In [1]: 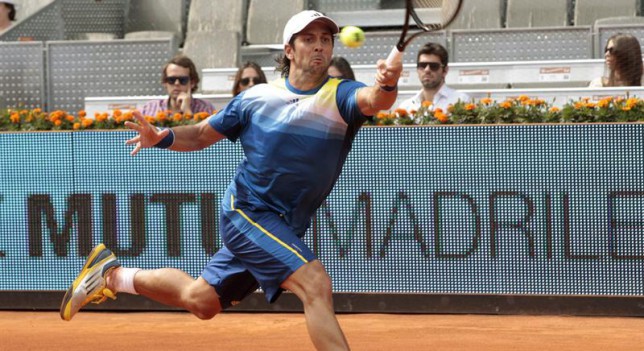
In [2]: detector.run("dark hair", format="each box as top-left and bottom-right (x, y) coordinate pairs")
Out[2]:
(417, 42), (449, 67)
(232, 61), (268, 96)
(329, 56), (355, 80)
(161, 55), (200, 93)
(4, 3), (16, 21)
(605, 33), (643, 87)
(275, 36), (296, 78)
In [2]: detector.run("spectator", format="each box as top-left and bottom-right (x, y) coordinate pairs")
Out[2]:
(232, 61), (267, 96)
(328, 56), (355, 80)
(398, 42), (469, 112)
(589, 33), (643, 87)
(0, 0), (17, 32)
(140, 55), (216, 117)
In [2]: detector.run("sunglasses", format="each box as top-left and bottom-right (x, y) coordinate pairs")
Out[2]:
(417, 62), (444, 71)
(604, 47), (615, 54)
(240, 77), (261, 86)
(165, 76), (190, 85)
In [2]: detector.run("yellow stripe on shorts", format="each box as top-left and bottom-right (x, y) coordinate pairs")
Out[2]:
(231, 195), (308, 263)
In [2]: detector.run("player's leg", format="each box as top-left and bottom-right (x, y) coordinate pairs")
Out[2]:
(60, 243), (256, 321)
(110, 268), (221, 320)
(281, 261), (349, 351)
(119, 244), (259, 319)
(221, 198), (349, 351)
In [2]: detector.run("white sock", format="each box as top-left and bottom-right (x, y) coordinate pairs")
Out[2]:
(111, 267), (141, 295)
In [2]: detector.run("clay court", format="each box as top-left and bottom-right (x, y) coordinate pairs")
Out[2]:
(2, 311), (644, 350)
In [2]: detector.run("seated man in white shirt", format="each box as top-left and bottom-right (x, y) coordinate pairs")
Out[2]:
(398, 42), (469, 112)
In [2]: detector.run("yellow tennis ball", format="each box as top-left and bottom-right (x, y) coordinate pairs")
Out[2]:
(339, 26), (365, 48)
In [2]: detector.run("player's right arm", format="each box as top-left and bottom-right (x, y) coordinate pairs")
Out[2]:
(125, 111), (225, 156)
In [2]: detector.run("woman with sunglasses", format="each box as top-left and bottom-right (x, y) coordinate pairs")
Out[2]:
(589, 33), (643, 87)
(328, 56), (355, 80)
(140, 55), (216, 117)
(397, 42), (469, 114)
(232, 61), (268, 96)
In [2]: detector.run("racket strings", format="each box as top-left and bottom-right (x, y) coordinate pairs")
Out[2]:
(412, 0), (461, 27)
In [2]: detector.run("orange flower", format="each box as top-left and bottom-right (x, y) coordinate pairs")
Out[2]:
(194, 112), (209, 120)
(123, 111), (133, 121)
(394, 108), (408, 117)
(517, 95), (530, 102)
(10, 112), (20, 123)
(499, 101), (512, 109)
(33, 108), (42, 114)
(145, 116), (155, 124)
(54, 120), (62, 126)
(19, 109), (29, 115)
(434, 111), (449, 123)
(376, 111), (390, 119)
(78, 110), (87, 118)
(173, 113), (182, 122)
(113, 109), (123, 118)
(82, 118), (93, 128)
(549, 107), (560, 113)
(65, 114), (75, 122)
(626, 97), (639, 109)
(156, 111), (167, 121)
(597, 98), (611, 109)
(73, 122), (81, 130)
(480, 97), (493, 105)
(465, 103), (476, 111)
(421, 100), (433, 108)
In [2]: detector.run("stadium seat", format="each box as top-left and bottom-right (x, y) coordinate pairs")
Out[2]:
(125, 0), (184, 43)
(246, 0), (306, 45)
(574, 0), (638, 26)
(505, 0), (569, 28)
(183, 30), (240, 73)
(183, 0), (244, 71)
(446, 0), (503, 30)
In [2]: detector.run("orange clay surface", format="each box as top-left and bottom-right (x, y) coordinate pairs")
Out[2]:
(2, 311), (644, 350)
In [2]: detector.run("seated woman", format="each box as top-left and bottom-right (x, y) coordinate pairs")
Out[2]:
(232, 61), (268, 96)
(328, 56), (355, 80)
(589, 33), (643, 87)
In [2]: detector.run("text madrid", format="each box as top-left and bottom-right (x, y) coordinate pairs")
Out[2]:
(16, 190), (644, 259)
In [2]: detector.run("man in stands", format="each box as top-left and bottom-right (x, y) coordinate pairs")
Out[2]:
(398, 42), (469, 112)
(140, 55), (216, 117)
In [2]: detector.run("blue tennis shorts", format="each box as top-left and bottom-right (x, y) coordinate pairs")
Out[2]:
(201, 193), (317, 309)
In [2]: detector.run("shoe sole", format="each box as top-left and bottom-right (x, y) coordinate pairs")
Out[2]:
(59, 244), (118, 321)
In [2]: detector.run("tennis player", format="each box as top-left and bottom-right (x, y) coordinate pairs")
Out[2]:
(61, 10), (402, 350)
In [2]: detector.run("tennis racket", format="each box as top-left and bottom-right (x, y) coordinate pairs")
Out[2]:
(386, 0), (463, 66)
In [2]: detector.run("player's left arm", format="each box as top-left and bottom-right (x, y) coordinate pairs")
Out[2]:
(356, 58), (403, 116)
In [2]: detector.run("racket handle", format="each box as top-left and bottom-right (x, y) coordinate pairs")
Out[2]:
(386, 46), (403, 67)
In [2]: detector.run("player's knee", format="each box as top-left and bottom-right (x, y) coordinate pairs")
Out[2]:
(183, 281), (221, 320)
(192, 304), (219, 320)
(301, 265), (333, 302)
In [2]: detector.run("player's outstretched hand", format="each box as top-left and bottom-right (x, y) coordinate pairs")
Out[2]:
(375, 58), (402, 89)
(124, 111), (170, 156)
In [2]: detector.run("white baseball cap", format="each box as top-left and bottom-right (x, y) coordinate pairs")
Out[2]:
(282, 10), (339, 46)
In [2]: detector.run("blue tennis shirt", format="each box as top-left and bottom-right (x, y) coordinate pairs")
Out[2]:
(208, 76), (368, 236)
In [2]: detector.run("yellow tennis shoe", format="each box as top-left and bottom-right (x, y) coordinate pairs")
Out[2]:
(60, 243), (121, 321)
